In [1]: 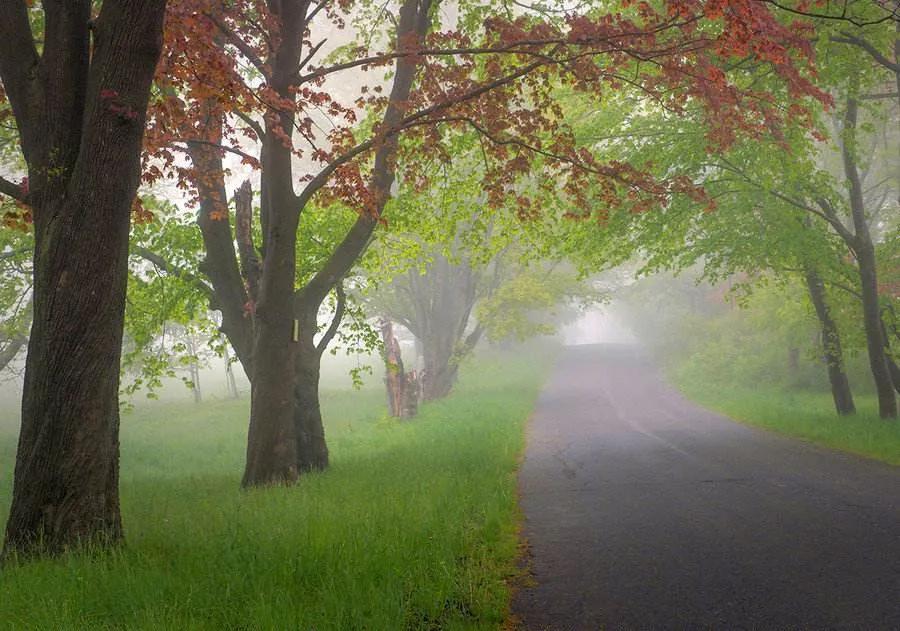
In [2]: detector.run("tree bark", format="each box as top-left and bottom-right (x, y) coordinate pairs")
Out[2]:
(804, 267), (856, 415)
(1, 0), (167, 557)
(186, 132), (254, 374)
(294, 308), (329, 472)
(240, 2), (308, 488)
(880, 316), (900, 394)
(841, 93), (897, 419)
(380, 320), (419, 418)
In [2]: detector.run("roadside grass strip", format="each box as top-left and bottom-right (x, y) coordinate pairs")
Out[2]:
(0, 354), (550, 630)
(677, 376), (900, 466)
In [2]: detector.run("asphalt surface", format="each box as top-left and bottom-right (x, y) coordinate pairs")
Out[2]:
(512, 344), (900, 630)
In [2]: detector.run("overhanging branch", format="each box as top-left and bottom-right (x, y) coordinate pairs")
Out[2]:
(0, 175), (26, 202)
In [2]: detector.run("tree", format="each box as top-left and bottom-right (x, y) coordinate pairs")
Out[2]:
(138, 0), (830, 487)
(0, 1), (168, 557)
(557, 14), (900, 417)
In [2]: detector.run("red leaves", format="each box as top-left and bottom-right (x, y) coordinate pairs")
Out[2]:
(131, 197), (155, 224)
(135, 0), (828, 228)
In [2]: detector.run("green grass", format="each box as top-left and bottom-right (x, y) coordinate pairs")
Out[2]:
(676, 373), (900, 465)
(0, 353), (551, 630)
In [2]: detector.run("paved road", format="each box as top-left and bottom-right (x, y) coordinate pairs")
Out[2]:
(512, 344), (900, 630)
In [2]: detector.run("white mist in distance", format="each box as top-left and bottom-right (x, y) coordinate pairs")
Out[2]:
(561, 305), (638, 346)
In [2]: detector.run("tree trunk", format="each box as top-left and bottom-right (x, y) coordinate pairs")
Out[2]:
(1, 0), (167, 556)
(855, 245), (895, 417)
(294, 338), (329, 473)
(422, 336), (459, 401)
(240, 1), (309, 488)
(187, 135), (254, 373)
(841, 93), (897, 419)
(241, 200), (300, 485)
(879, 316), (900, 394)
(380, 320), (419, 418)
(224, 345), (240, 399)
(804, 268), (855, 415)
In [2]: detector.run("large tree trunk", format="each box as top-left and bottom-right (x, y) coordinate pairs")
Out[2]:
(241, 163), (301, 487)
(294, 330), (329, 472)
(804, 268), (855, 415)
(240, 1), (307, 488)
(841, 94), (897, 419)
(2, 0), (167, 556)
(410, 255), (481, 401)
(421, 334), (459, 401)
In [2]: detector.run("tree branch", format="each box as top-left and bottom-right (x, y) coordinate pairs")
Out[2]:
(0, 0), (40, 159)
(0, 175), (26, 202)
(316, 282), (346, 357)
(0, 333), (27, 372)
(832, 32), (900, 72)
(180, 139), (259, 165)
(813, 197), (858, 250)
(763, 2), (899, 27)
(132, 246), (216, 299)
(206, 12), (270, 78)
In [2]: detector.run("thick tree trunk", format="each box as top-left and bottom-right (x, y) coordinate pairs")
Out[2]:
(6, 192), (130, 556)
(422, 336), (459, 401)
(242, 309), (298, 486)
(241, 197), (300, 485)
(240, 1), (308, 488)
(294, 337), (329, 473)
(804, 268), (855, 415)
(2, 0), (167, 556)
(841, 94), (897, 419)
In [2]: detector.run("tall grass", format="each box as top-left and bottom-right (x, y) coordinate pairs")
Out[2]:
(0, 353), (551, 630)
(676, 373), (900, 465)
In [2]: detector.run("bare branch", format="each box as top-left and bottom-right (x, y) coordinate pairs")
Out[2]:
(132, 246), (215, 298)
(0, 333), (27, 372)
(180, 139), (259, 165)
(832, 32), (900, 73)
(207, 12), (270, 78)
(763, 1), (900, 27)
(316, 282), (346, 356)
(0, 175), (26, 202)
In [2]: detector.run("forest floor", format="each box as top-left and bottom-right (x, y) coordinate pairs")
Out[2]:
(0, 351), (551, 630)
(512, 343), (900, 629)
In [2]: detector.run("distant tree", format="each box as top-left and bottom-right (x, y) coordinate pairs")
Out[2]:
(560, 9), (900, 417)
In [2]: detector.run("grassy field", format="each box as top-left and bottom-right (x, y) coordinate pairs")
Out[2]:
(676, 374), (900, 465)
(0, 352), (552, 630)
